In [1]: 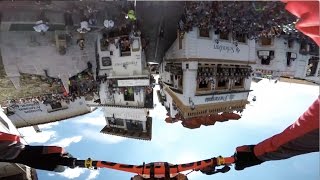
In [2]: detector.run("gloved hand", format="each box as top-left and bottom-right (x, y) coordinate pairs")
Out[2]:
(234, 145), (264, 170)
(9, 145), (76, 172)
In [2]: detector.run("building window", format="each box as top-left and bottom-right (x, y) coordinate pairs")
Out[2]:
(306, 56), (319, 76)
(309, 43), (319, 55)
(0, 117), (9, 130)
(198, 79), (209, 89)
(217, 79), (229, 89)
(126, 120), (143, 131)
(261, 37), (272, 46)
(258, 51), (274, 65)
(120, 36), (131, 56)
(235, 33), (246, 43)
(124, 87), (135, 101)
(234, 78), (244, 88)
(286, 52), (296, 66)
(219, 31), (229, 40)
(50, 102), (62, 110)
(199, 28), (210, 38)
(132, 38), (140, 52)
(101, 57), (112, 66)
(288, 39), (294, 48)
(300, 41), (309, 54)
(108, 117), (124, 126)
(100, 38), (109, 51)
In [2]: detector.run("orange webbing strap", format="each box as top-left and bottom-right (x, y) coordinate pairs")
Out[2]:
(0, 132), (20, 142)
(223, 157), (235, 165)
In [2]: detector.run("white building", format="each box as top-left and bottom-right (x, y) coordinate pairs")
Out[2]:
(6, 97), (92, 128)
(254, 37), (319, 84)
(95, 32), (153, 140)
(159, 28), (254, 128)
(0, 107), (37, 180)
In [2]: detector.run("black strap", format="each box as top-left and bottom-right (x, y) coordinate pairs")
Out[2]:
(164, 162), (170, 179)
(142, 162), (145, 175)
(150, 163), (155, 179)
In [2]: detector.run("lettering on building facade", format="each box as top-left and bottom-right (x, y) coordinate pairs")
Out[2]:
(114, 61), (138, 67)
(213, 44), (240, 53)
(16, 102), (42, 113)
(205, 94), (235, 102)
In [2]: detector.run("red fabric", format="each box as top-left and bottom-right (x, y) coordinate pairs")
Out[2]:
(254, 97), (320, 158)
(283, 0), (320, 46)
(0, 132), (20, 142)
(42, 146), (65, 154)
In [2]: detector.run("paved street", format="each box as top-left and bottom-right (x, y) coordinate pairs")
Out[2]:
(136, 1), (184, 62)
(0, 1), (184, 63)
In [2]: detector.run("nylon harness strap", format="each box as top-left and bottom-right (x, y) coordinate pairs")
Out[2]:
(142, 162), (145, 176)
(0, 132), (20, 142)
(150, 163), (155, 179)
(164, 162), (170, 179)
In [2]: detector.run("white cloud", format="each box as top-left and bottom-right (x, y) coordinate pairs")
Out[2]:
(18, 127), (57, 144)
(171, 152), (204, 180)
(48, 173), (55, 176)
(73, 115), (106, 127)
(86, 170), (100, 180)
(49, 136), (83, 148)
(233, 80), (319, 131)
(173, 151), (199, 164)
(152, 125), (182, 148)
(58, 167), (86, 179)
(39, 122), (59, 129)
(81, 129), (127, 144)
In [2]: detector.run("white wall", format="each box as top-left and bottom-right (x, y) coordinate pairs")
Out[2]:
(8, 97), (91, 128)
(103, 106), (148, 121)
(98, 36), (144, 77)
(165, 28), (256, 63)
(182, 61), (197, 98)
(109, 38), (143, 76)
(173, 90), (249, 106)
(254, 38), (316, 80)
(165, 34), (187, 60)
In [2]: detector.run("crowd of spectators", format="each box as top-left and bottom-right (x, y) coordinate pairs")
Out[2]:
(178, 1), (316, 44)
(3, 67), (99, 108)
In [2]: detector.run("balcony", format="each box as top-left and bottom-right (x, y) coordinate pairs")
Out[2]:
(100, 117), (152, 140)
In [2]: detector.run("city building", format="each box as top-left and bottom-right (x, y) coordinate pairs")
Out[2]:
(0, 13), (98, 129)
(254, 37), (319, 84)
(92, 28), (154, 140)
(159, 27), (254, 129)
(0, 107), (38, 180)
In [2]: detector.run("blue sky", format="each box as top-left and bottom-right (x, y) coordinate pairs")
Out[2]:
(19, 78), (319, 180)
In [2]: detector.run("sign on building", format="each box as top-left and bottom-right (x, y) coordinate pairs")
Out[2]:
(117, 79), (149, 87)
